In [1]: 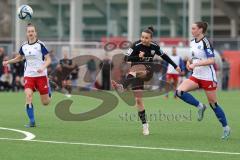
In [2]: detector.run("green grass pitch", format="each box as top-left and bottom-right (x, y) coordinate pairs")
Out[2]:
(0, 90), (239, 160)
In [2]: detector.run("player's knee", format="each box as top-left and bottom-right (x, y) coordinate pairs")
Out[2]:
(42, 100), (50, 106)
(207, 97), (216, 105)
(26, 94), (33, 102)
(135, 97), (143, 106)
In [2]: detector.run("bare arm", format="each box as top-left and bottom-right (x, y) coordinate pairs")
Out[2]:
(2, 54), (24, 66)
(43, 54), (52, 69)
(186, 60), (191, 71)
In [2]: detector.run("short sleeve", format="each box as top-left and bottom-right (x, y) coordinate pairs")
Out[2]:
(203, 38), (214, 58)
(126, 48), (134, 56)
(151, 43), (164, 56)
(204, 48), (214, 58)
(157, 48), (164, 56)
(40, 43), (49, 56)
(19, 46), (24, 56)
(125, 42), (137, 56)
(155, 46), (164, 56)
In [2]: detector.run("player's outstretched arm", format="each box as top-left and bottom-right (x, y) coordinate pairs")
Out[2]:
(159, 52), (181, 73)
(2, 54), (24, 66)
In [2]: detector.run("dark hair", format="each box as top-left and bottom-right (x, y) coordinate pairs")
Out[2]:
(143, 26), (154, 37)
(195, 21), (208, 34)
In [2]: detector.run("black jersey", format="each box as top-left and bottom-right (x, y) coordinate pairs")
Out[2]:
(125, 40), (163, 65)
(125, 40), (177, 69)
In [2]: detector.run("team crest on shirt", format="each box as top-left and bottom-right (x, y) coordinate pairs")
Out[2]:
(192, 51), (195, 56)
(151, 50), (155, 55)
(198, 45), (201, 49)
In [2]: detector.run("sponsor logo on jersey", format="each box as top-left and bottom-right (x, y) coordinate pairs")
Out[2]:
(207, 48), (213, 55)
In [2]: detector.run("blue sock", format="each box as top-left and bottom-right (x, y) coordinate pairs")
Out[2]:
(210, 103), (228, 127)
(26, 103), (35, 123)
(176, 90), (200, 107)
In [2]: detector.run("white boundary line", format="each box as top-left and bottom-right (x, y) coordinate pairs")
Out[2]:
(0, 127), (239, 156)
(0, 137), (240, 155)
(0, 127), (36, 140)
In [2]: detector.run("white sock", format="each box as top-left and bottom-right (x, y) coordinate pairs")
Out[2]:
(197, 102), (204, 109)
(223, 125), (230, 130)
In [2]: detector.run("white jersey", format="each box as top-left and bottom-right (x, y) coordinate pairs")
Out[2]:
(190, 37), (217, 82)
(167, 55), (181, 75)
(19, 40), (49, 77)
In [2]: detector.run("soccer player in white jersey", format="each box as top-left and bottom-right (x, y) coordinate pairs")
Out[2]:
(165, 46), (185, 98)
(2, 23), (51, 127)
(175, 22), (230, 139)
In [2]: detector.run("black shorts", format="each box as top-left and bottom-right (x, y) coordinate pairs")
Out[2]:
(132, 65), (153, 90)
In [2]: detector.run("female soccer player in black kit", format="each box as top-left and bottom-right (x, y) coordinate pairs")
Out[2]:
(112, 26), (181, 135)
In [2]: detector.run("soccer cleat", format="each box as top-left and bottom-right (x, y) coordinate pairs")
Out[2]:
(197, 104), (207, 121)
(111, 80), (124, 93)
(142, 123), (149, 136)
(25, 122), (36, 128)
(65, 93), (72, 98)
(222, 126), (231, 140)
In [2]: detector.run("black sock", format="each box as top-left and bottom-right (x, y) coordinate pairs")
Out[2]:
(122, 74), (135, 88)
(138, 110), (147, 124)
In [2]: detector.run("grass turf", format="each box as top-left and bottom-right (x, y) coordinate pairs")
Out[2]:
(0, 90), (239, 160)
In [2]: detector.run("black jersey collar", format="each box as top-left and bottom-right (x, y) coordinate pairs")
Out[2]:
(28, 39), (38, 45)
(195, 36), (205, 43)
